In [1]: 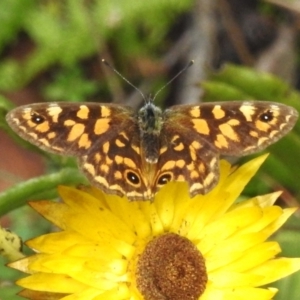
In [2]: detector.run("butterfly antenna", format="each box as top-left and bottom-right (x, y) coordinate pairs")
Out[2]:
(102, 59), (146, 102)
(152, 60), (194, 102)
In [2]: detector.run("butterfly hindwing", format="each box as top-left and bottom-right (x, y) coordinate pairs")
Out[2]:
(156, 122), (219, 196)
(79, 117), (152, 200)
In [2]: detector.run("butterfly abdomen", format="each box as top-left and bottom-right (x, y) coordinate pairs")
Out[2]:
(141, 132), (160, 163)
(138, 102), (163, 163)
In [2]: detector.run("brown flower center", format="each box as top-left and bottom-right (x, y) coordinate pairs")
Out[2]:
(136, 233), (207, 300)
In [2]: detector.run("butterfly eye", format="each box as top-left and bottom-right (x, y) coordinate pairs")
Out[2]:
(125, 170), (141, 186)
(259, 110), (273, 122)
(157, 173), (173, 186)
(31, 113), (45, 124)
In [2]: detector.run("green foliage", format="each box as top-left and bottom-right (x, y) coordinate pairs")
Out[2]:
(0, 95), (14, 129)
(0, 0), (35, 52)
(0, 0), (193, 96)
(43, 66), (99, 102)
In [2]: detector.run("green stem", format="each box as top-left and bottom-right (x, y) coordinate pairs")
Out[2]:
(0, 168), (87, 216)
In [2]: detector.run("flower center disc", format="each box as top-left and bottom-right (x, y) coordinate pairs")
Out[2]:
(136, 233), (207, 300)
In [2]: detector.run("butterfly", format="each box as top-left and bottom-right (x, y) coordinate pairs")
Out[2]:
(6, 100), (298, 200)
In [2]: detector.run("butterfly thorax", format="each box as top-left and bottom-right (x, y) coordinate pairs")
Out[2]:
(138, 101), (163, 164)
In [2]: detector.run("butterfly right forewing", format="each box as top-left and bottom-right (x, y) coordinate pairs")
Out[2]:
(165, 101), (298, 156)
(6, 102), (132, 155)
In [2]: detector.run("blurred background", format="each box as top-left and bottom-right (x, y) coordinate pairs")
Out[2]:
(0, 0), (300, 299)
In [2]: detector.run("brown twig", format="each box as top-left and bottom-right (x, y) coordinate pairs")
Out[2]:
(219, 0), (255, 66)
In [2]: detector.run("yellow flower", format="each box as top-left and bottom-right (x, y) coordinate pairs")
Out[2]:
(9, 154), (300, 300)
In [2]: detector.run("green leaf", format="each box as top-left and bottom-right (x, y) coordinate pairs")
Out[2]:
(0, 0), (35, 52)
(209, 64), (290, 101)
(201, 81), (252, 101)
(43, 67), (98, 102)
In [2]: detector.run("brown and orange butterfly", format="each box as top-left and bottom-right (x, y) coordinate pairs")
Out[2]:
(6, 100), (298, 200)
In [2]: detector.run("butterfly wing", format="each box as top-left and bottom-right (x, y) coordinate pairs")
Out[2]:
(156, 101), (298, 196)
(154, 124), (220, 196)
(7, 102), (137, 154)
(6, 102), (150, 199)
(164, 101), (298, 155)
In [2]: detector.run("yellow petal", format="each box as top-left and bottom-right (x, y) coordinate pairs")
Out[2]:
(141, 202), (165, 235)
(154, 181), (177, 230)
(26, 231), (90, 253)
(232, 191), (282, 210)
(205, 232), (270, 271)
(194, 206), (264, 251)
(202, 285), (277, 300)
(235, 206), (283, 236)
(93, 284), (131, 300)
(62, 243), (121, 261)
(18, 289), (67, 300)
(9, 256), (40, 274)
(58, 187), (136, 243)
(209, 270), (264, 287)
(29, 201), (68, 229)
(60, 287), (104, 300)
(17, 273), (87, 293)
(264, 208), (297, 237)
(248, 257), (300, 286)
(222, 154), (269, 205)
(224, 242), (281, 272)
